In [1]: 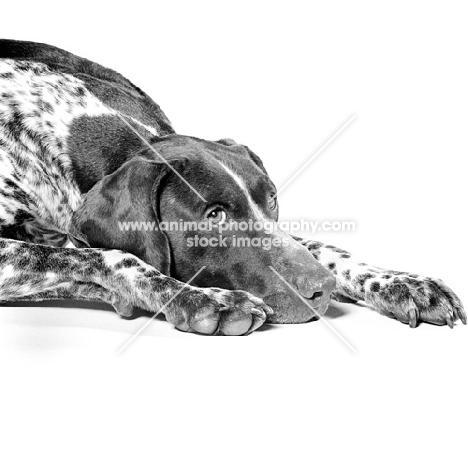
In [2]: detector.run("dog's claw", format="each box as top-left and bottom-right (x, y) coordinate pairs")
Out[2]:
(457, 306), (467, 325)
(263, 304), (274, 317)
(446, 312), (454, 329)
(248, 307), (266, 333)
(408, 306), (418, 328)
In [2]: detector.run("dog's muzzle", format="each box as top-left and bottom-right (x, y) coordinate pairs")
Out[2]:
(262, 234), (336, 324)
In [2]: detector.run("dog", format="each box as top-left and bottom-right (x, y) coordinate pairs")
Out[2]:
(0, 39), (464, 335)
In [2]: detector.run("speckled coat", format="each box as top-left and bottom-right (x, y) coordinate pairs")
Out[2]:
(0, 40), (464, 334)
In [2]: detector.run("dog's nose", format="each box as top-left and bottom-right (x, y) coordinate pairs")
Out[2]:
(294, 271), (335, 302)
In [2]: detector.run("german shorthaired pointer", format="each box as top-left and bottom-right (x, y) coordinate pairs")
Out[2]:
(0, 40), (464, 335)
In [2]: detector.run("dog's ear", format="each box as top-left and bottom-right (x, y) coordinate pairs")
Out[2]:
(69, 156), (178, 275)
(216, 138), (238, 146)
(217, 138), (269, 175)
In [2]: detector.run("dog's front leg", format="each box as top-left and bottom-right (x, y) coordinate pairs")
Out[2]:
(0, 238), (269, 335)
(3, 279), (124, 307)
(293, 236), (466, 327)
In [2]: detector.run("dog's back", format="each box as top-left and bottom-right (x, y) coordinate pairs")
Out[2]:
(0, 39), (174, 135)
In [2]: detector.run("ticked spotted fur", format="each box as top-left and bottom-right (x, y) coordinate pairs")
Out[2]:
(0, 39), (464, 334)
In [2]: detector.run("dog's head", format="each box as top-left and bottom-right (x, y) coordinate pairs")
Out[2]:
(70, 134), (335, 323)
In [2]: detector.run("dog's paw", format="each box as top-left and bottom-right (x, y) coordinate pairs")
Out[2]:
(366, 273), (466, 328)
(170, 288), (271, 336)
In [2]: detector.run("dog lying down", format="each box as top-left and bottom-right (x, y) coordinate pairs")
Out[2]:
(0, 39), (465, 335)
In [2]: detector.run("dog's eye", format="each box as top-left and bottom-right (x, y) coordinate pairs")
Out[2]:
(206, 208), (227, 225)
(268, 193), (277, 211)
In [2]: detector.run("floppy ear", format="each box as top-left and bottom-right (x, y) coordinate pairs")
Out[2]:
(216, 138), (269, 175)
(69, 156), (176, 275)
(216, 138), (238, 146)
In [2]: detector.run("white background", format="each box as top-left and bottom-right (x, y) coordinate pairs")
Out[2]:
(1, 1), (467, 467)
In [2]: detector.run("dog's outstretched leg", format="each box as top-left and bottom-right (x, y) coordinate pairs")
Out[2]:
(0, 238), (269, 335)
(293, 236), (466, 328)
